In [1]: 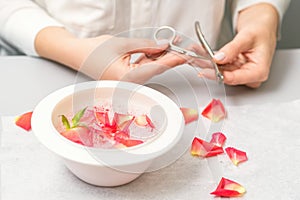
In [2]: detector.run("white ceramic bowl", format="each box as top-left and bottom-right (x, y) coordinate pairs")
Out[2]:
(31, 81), (184, 186)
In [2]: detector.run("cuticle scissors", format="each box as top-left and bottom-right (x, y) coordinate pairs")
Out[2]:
(154, 26), (209, 61)
(153, 22), (224, 84)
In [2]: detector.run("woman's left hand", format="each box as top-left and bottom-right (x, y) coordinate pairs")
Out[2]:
(200, 3), (279, 88)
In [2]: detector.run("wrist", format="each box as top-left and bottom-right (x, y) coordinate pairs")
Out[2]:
(72, 35), (113, 70)
(35, 26), (79, 67)
(237, 3), (279, 39)
(35, 26), (113, 78)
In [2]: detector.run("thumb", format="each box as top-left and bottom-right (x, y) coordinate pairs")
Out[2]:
(213, 33), (252, 64)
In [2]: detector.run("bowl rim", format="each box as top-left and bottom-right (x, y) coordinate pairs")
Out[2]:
(31, 80), (184, 167)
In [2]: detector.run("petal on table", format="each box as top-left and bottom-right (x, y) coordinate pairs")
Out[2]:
(210, 132), (227, 147)
(225, 147), (248, 166)
(180, 107), (199, 124)
(201, 99), (226, 122)
(134, 115), (155, 128)
(190, 137), (224, 157)
(15, 111), (33, 131)
(211, 177), (246, 197)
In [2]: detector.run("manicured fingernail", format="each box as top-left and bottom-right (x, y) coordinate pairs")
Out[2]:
(156, 39), (169, 46)
(213, 52), (225, 61)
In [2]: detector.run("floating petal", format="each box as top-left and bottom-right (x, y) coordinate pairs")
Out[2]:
(114, 130), (130, 141)
(114, 143), (127, 149)
(225, 147), (248, 166)
(118, 138), (144, 147)
(134, 115), (155, 128)
(211, 177), (246, 197)
(15, 111), (33, 131)
(190, 137), (224, 158)
(61, 127), (89, 145)
(180, 107), (199, 124)
(94, 110), (111, 127)
(210, 132), (227, 147)
(112, 113), (135, 132)
(201, 99), (226, 122)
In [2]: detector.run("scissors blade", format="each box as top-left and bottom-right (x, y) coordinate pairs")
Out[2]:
(184, 50), (210, 60)
(167, 42), (209, 60)
(194, 21), (224, 83)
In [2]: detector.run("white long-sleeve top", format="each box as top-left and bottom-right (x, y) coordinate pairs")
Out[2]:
(0, 0), (290, 56)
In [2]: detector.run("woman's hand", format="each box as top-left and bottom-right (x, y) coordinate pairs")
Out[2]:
(35, 27), (186, 84)
(78, 36), (187, 83)
(201, 3), (279, 88)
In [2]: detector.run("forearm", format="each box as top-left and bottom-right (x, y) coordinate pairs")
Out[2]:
(35, 27), (79, 69)
(34, 27), (110, 72)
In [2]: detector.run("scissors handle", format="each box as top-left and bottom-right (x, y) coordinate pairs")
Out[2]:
(154, 26), (210, 60)
(154, 26), (176, 44)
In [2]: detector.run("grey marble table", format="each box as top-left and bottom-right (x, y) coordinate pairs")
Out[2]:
(1, 49), (300, 200)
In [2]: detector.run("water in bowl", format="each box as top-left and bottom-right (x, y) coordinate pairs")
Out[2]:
(57, 104), (159, 149)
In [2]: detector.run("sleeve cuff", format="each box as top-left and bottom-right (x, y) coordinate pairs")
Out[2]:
(1, 7), (63, 56)
(232, 0), (290, 39)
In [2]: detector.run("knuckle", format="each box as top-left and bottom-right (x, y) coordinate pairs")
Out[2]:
(258, 67), (270, 82)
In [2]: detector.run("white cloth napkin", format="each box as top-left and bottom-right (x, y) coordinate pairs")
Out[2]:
(1, 99), (300, 200)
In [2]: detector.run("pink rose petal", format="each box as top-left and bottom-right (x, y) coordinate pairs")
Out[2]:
(15, 111), (33, 131)
(134, 115), (155, 128)
(180, 107), (199, 124)
(201, 99), (226, 122)
(225, 147), (248, 166)
(190, 137), (224, 158)
(112, 112), (135, 132)
(211, 177), (246, 197)
(210, 132), (227, 147)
